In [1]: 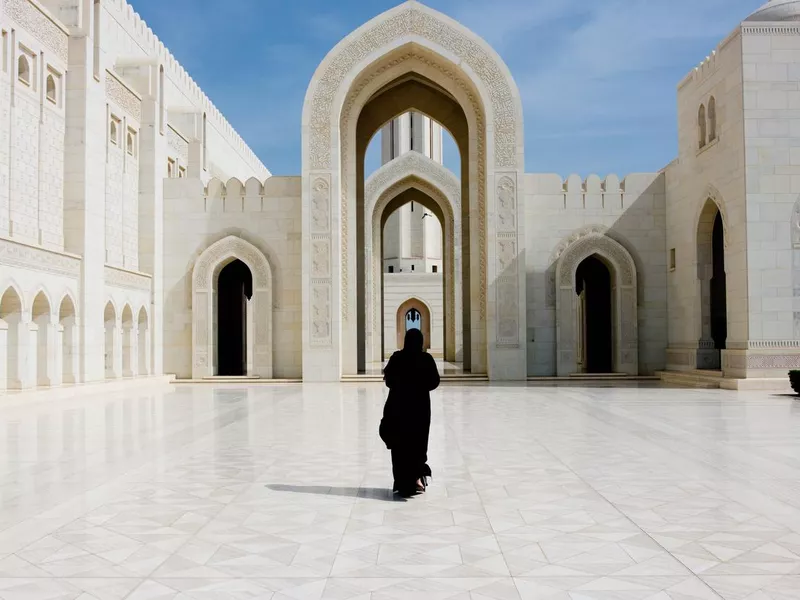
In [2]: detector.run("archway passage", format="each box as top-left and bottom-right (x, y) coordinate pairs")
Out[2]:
(217, 259), (253, 376)
(710, 212), (727, 353)
(575, 256), (613, 374)
(406, 309), (422, 332)
(59, 296), (78, 384)
(696, 199), (727, 369)
(0, 286), (24, 390)
(394, 298), (432, 353)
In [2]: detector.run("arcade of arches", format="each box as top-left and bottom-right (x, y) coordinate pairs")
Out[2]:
(5, 0), (797, 390)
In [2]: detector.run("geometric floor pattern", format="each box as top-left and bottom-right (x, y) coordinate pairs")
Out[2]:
(0, 382), (799, 599)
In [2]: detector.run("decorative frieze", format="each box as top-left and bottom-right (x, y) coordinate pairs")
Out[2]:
(106, 71), (142, 122)
(5, 0), (68, 62)
(167, 126), (189, 162)
(104, 265), (152, 292)
(0, 237), (80, 278)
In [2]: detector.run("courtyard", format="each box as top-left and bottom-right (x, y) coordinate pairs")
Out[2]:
(0, 383), (796, 598)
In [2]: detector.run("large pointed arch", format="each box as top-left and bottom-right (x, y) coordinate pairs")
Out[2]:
(192, 235), (273, 379)
(301, 1), (526, 381)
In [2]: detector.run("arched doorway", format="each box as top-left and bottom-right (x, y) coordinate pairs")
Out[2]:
(0, 286), (24, 390)
(575, 256), (613, 374)
(301, 3), (526, 381)
(394, 298), (432, 353)
(137, 307), (150, 376)
(556, 233), (638, 377)
(192, 236), (273, 380)
(696, 199), (727, 369)
(217, 259), (253, 376)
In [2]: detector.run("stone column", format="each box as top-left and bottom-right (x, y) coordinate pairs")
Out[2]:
(53, 324), (64, 386)
(23, 321), (38, 390)
(0, 320), (7, 390)
(63, 13), (108, 383)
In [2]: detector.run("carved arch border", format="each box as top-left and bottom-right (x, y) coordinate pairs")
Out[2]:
(302, 2), (526, 379)
(696, 184), (730, 250)
(366, 156), (461, 364)
(192, 235), (273, 380)
(555, 233), (638, 377)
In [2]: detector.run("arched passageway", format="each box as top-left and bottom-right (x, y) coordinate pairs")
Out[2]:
(192, 236), (274, 380)
(0, 287), (24, 390)
(138, 308), (150, 376)
(121, 305), (134, 377)
(575, 256), (613, 374)
(302, 3), (527, 381)
(217, 259), (253, 376)
(697, 199), (727, 369)
(394, 297), (432, 353)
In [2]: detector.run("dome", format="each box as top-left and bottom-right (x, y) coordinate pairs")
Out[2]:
(747, 0), (800, 21)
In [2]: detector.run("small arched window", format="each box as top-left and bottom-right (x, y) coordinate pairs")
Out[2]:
(698, 104), (707, 150)
(17, 55), (30, 86)
(110, 116), (119, 145)
(126, 130), (135, 156)
(708, 96), (717, 142)
(46, 75), (56, 104)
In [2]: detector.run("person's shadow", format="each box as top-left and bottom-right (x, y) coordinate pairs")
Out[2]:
(265, 484), (407, 502)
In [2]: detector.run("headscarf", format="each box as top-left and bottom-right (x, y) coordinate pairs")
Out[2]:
(403, 328), (424, 354)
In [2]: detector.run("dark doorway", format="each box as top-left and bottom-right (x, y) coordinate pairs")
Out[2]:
(576, 256), (613, 374)
(710, 212), (727, 351)
(217, 260), (253, 376)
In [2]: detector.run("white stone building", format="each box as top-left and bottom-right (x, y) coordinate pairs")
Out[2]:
(1, 0), (799, 388)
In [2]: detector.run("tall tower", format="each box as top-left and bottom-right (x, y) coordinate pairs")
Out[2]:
(381, 113), (444, 274)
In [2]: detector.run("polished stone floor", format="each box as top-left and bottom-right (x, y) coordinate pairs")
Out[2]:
(0, 383), (799, 599)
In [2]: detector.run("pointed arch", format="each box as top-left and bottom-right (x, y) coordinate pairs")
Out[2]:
(192, 236), (273, 379)
(555, 232), (638, 377)
(121, 304), (135, 377)
(59, 294), (79, 385)
(698, 104), (707, 149)
(708, 96), (717, 142)
(365, 151), (462, 364)
(0, 285), (25, 390)
(395, 297), (433, 353)
(301, 1), (526, 380)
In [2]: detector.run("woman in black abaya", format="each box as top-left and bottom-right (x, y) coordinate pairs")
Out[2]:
(380, 328), (441, 497)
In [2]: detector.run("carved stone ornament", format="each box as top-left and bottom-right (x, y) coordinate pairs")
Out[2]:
(193, 236), (272, 291)
(0, 237), (81, 279)
(192, 236), (274, 379)
(308, 5), (517, 171)
(555, 232), (638, 376)
(339, 50), (488, 321)
(104, 265), (153, 292)
(5, 0), (68, 62)
(106, 71), (143, 122)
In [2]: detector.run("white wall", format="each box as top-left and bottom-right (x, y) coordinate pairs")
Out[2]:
(525, 172), (668, 376)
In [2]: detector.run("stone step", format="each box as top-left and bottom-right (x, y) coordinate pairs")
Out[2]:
(657, 370), (721, 389)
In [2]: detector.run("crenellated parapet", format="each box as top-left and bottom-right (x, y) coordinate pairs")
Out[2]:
(103, 0), (269, 179)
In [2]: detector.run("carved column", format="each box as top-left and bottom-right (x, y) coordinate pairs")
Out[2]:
(490, 174), (526, 380)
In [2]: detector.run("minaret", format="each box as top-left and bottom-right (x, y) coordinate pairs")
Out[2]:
(381, 112), (444, 274)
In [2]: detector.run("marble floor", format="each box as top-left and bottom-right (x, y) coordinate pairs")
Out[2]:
(0, 383), (798, 599)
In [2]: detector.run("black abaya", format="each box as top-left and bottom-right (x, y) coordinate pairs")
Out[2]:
(381, 347), (440, 496)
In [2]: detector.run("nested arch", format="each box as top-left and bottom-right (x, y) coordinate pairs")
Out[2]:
(192, 236), (273, 379)
(302, 1), (526, 380)
(556, 233), (639, 377)
(366, 157), (461, 364)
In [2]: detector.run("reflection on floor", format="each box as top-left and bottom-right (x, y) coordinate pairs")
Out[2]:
(363, 360), (466, 376)
(0, 382), (798, 598)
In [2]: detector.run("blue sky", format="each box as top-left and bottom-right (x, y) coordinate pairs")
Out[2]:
(131, 0), (762, 178)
